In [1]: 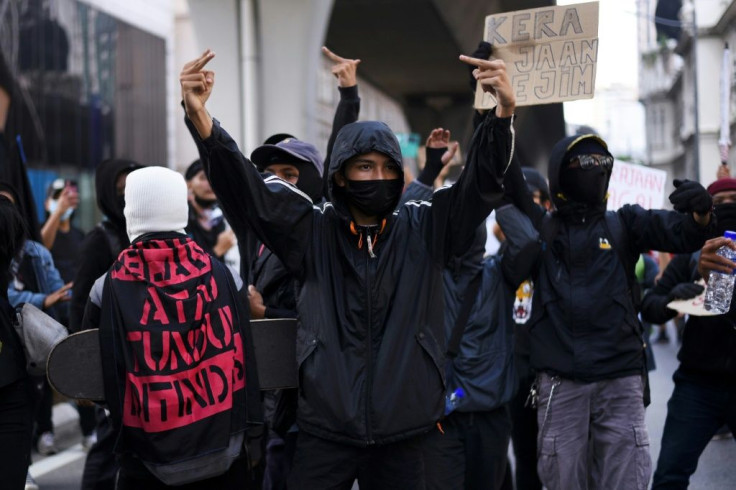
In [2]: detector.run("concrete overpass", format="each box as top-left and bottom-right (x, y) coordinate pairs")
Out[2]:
(177, 0), (564, 170)
(325, 0), (565, 168)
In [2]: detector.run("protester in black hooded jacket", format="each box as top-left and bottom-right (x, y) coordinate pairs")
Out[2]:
(70, 158), (142, 333)
(181, 48), (515, 489)
(508, 133), (713, 490)
(243, 48), (361, 490)
(641, 177), (736, 489)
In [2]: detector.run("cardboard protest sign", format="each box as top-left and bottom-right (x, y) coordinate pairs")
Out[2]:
(475, 2), (599, 108)
(607, 160), (667, 211)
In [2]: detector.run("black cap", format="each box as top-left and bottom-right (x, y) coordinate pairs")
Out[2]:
(184, 159), (204, 181)
(263, 133), (297, 146)
(251, 138), (323, 175)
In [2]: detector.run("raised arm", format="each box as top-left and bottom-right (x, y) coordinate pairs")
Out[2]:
(428, 55), (515, 263)
(400, 128), (458, 206)
(181, 50), (314, 274)
(322, 47), (361, 195)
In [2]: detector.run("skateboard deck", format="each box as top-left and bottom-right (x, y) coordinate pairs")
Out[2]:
(47, 318), (298, 401)
(47, 330), (105, 401)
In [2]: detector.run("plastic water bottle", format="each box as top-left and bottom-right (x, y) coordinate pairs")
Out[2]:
(444, 387), (465, 416)
(704, 230), (736, 314)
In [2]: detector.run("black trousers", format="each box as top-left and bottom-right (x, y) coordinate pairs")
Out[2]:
(81, 407), (118, 490)
(423, 407), (511, 490)
(116, 457), (250, 490)
(0, 378), (34, 490)
(288, 430), (427, 490)
(509, 356), (542, 490)
(31, 374), (53, 436)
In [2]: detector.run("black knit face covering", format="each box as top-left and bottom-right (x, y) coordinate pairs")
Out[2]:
(344, 179), (403, 217)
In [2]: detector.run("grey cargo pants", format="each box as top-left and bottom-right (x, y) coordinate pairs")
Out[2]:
(536, 373), (651, 490)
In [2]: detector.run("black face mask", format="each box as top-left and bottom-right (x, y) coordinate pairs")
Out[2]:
(560, 166), (610, 205)
(714, 202), (736, 235)
(194, 195), (218, 209)
(117, 195), (126, 213)
(343, 179), (403, 217)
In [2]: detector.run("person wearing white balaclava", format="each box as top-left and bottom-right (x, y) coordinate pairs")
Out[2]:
(79, 165), (263, 488)
(123, 166), (188, 242)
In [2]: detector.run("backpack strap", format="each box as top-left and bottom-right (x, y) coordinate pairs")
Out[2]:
(601, 212), (652, 407)
(446, 270), (483, 358)
(601, 212), (641, 311)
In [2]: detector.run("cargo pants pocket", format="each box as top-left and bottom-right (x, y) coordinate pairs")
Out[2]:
(634, 425), (652, 490)
(538, 434), (560, 490)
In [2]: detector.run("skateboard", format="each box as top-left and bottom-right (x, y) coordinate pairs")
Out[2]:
(47, 330), (105, 401)
(47, 318), (298, 401)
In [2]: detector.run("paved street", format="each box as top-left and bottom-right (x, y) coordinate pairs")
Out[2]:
(31, 321), (735, 489)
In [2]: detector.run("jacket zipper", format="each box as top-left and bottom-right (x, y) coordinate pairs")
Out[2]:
(364, 227), (375, 445)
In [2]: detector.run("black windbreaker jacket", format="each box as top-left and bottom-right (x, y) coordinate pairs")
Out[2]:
(518, 135), (711, 382)
(641, 253), (736, 388)
(186, 111), (513, 446)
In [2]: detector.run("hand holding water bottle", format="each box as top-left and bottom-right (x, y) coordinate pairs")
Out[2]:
(698, 235), (736, 281)
(702, 232), (736, 314)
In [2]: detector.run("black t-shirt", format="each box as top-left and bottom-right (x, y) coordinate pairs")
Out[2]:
(49, 227), (84, 283)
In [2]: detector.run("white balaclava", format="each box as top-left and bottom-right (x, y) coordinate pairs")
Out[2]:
(124, 166), (188, 242)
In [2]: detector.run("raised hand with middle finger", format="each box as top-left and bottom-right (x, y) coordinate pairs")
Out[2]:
(322, 46), (361, 88)
(180, 49), (216, 138)
(458, 55), (515, 118)
(180, 49), (216, 109)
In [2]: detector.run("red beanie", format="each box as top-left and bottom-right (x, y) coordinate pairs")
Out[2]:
(706, 178), (736, 196)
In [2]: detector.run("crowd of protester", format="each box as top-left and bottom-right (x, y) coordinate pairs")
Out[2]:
(0, 41), (734, 490)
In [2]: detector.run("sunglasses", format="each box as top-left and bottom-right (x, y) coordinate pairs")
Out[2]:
(569, 154), (614, 170)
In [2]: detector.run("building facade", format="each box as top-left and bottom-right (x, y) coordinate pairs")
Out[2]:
(638, 0), (736, 185)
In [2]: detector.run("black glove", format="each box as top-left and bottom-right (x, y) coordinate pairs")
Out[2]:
(468, 41), (492, 92)
(669, 179), (713, 214)
(417, 147), (446, 186)
(666, 282), (705, 302)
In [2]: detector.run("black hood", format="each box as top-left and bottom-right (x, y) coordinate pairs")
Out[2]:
(95, 158), (143, 229)
(548, 134), (610, 210)
(327, 121), (404, 216)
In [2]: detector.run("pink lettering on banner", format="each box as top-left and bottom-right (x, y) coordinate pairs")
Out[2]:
(122, 332), (245, 432)
(123, 351), (234, 432)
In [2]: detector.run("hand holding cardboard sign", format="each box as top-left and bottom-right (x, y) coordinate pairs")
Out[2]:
(180, 49), (216, 138)
(459, 55), (515, 118)
(322, 46), (361, 88)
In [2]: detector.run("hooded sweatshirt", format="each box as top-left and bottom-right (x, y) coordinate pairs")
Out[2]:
(186, 110), (513, 446)
(515, 135), (711, 382)
(97, 235), (252, 480)
(70, 159), (142, 332)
